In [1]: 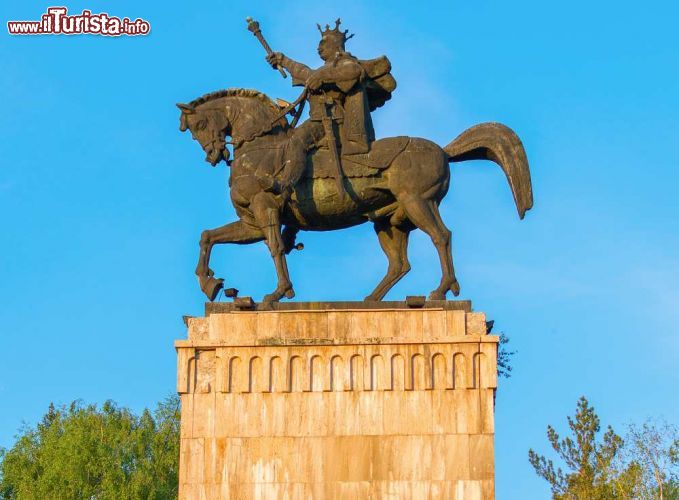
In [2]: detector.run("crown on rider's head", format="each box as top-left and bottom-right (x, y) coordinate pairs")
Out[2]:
(316, 18), (354, 48)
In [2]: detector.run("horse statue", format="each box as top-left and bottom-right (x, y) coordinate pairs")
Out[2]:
(177, 88), (533, 303)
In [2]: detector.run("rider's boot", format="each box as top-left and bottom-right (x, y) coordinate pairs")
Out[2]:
(257, 139), (305, 204)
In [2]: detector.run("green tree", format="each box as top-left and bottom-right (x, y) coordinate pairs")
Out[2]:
(529, 396), (678, 499)
(619, 419), (679, 499)
(0, 395), (180, 500)
(528, 396), (639, 499)
(497, 332), (515, 378)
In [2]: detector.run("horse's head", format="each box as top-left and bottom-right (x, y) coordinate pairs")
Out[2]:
(178, 89), (288, 167)
(177, 102), (231, 166)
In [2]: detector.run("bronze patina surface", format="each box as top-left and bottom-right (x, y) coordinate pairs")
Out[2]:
(178, 18), (533, 304)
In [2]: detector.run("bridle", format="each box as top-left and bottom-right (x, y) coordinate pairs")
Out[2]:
(204, 126), (232, 165)
(189, 89), (309, 165)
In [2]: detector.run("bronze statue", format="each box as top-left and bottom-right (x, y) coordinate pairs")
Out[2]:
(177, 18), (533, 303)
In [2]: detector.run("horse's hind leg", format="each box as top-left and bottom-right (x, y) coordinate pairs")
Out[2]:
(196, 220), (265, 300)
(398, 195), (460, 300)
(366, 221), (412, 301)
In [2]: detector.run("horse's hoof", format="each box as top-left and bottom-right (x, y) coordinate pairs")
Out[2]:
(450, 280), (460, 296)
(262, 293), (280, 304)
(202, 277), (224, 301)
(284, 288), (295, 299)
(428, 291), (446, 301)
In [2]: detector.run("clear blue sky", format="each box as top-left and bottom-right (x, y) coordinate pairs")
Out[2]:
(1, 0), (677, 497)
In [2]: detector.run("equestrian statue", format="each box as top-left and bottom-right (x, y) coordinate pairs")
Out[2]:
(177, 18), (533, 303)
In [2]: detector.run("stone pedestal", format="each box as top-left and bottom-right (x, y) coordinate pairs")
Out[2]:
(176, 301), (497, 499)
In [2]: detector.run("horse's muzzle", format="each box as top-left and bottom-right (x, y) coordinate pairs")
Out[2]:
(205, 148), (223, 167)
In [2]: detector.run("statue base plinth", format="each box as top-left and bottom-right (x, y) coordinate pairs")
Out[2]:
(176, 301), (497, 499)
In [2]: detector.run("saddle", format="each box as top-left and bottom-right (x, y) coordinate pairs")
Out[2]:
(303, 136), (410, 179)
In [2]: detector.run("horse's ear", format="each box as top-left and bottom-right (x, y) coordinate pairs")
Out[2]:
(176, 103), (195, 114)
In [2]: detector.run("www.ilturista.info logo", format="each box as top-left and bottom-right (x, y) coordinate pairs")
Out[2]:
(7, 7), (150, 36)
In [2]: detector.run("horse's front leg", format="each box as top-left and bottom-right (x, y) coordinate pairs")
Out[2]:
(196, 220), (264, 300)
(250, 192), (295, 303)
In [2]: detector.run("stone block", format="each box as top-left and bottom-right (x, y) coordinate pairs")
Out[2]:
(176, 303), (497, 498)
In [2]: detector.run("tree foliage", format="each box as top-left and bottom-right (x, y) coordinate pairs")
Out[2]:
(620, 419), (679, 499)
(529, 396), (678, 499)
(0, 396), (180, 500)
(497, 332), (515, 378)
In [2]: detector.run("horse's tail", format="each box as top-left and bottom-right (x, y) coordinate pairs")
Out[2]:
(444, 122), (533, 219)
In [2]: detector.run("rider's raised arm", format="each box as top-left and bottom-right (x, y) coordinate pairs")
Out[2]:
(280, 56), (313, 86)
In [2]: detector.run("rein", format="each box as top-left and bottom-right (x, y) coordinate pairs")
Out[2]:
(232, 88), (308, 149)
(271, 88), (308, 127)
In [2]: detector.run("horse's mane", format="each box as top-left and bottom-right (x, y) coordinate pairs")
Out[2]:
(188, 88), (279, 114)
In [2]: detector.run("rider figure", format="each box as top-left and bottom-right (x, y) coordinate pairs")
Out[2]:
(265, 19), (384, 199)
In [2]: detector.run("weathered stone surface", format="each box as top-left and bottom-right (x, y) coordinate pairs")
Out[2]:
(176, 303), (497, 499)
